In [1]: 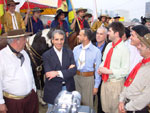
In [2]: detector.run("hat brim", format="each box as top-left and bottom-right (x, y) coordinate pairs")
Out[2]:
(76, 9), (87, 13)
(55, 12), (68, 19)
(84, 14), (92, 18)
(0, 32), (33, 39)
(114, 16), (120, 19)
(7, 2), (20, 6)
(32, 9), (44, 13)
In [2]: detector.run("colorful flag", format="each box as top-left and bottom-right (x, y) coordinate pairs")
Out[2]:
(0, 0), (4, 17)
(66, 0), (74, 24)
(57, 0), (75, 32)
(0, 0), (4, 35)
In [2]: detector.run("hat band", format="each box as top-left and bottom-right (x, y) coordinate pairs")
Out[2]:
(7, 34), (25, 38)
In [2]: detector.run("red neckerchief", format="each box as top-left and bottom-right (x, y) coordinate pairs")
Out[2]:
(58, 19), (63, 27)
(102, 39), (122, 82)
(32, 17), (38, 23)
(124, 57), (150, 87)
(78, 17), (84, 29)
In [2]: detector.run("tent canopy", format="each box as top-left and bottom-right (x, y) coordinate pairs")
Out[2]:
(15, 0), (57, 15)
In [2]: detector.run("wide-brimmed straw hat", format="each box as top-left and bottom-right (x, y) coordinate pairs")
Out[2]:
(7, 0), (20, 6)
(76, 8), (87, 14)
(0, 29), (32, 39)
(32, 7), (44, 13)
(84, 13), (92, 18)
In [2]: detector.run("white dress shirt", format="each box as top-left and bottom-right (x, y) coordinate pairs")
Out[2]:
(53, 46), (63, 78)
(10, 12), (19, 30)
(0, 46), (36, 104)
(100, 41), (130, 79)
(125, 39), (143, 73)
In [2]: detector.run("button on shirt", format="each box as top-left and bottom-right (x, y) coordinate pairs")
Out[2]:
(100, 41), (130, 79)
(0, 46), (36, 104)
(120, 62), (150, 111)
(73, 42), (102, 88)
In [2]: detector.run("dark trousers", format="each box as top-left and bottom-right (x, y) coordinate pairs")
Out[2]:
(127, 106), (149, 113)
(4, 89), (39, 113)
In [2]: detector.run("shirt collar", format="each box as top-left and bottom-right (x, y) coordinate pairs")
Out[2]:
(53, 46), (63, 54)
(80, 41), (92, 50)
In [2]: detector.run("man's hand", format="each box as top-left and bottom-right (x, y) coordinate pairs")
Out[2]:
(45, 71), (58, 80)
(97, 68), (102, 75)
(0, 104), (7, 113)
(68, 64), (75, 69)
(98, 67), (113, 75)
(93, 88), (98, 95)
(118, 102), (126, 113)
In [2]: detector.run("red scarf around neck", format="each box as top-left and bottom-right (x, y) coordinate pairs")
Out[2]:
(78, 17), (84, 29)
(58, 20), (63, 27)
(124, 57), (150, 87)
(102, 39), (122, 82)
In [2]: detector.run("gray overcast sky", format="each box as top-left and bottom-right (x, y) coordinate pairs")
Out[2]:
(72, 0), (150, 20)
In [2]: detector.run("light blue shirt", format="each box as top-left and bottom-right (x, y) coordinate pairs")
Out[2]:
(73, 42), (102, 88)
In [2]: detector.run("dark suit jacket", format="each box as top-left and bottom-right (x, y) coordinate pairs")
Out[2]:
(42, 47), (77, 104)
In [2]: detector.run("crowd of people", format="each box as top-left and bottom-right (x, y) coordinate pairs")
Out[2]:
(0, 0), (150, 113)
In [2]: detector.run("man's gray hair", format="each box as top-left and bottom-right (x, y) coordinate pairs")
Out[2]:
(51, 29), (65, 39)
(7, 38), (19, 44)
(97, 27), (108, 34)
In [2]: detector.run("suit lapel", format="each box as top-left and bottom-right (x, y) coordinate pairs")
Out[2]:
(62, 48), (68, 68)
(51, 48), (62, 67)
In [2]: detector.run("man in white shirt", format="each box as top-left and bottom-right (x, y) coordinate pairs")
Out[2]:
(0, 29), (38, 113)
(98, 22), (130, 113)
(42, 30), (77, 106)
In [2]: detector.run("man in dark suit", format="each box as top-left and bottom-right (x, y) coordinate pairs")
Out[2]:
(42, 29), (77, 106)
(93, 27), (108, 113)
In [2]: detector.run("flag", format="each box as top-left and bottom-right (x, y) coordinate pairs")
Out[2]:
(66, 0), (74, 24)
(119, 17), (125, 22)
(57, 0), (75, 32)
(0, 0), (4, 17)
(0, 0), (4, 35)
(58, 0), (68, 11)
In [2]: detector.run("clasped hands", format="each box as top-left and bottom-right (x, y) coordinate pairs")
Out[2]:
(97, 67), (113, 75)
(45, 64), (75, 80)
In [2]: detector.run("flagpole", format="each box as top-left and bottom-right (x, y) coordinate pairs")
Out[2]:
(70, 0), (81, 30)
(26, 0), (33, 34)
(94, 0), (98, 19)
(3, 0), (6, 13)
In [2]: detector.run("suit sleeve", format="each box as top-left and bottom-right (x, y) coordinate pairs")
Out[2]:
(42, 52), (53, 73)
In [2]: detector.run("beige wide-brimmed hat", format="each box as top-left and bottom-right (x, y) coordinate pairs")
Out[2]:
(76, 8), (87, 14)
(84, 13), (92, 18)
(0, 29), (32, 39)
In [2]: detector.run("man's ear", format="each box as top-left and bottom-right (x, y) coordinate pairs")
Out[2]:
(115, 31), (119, 37)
